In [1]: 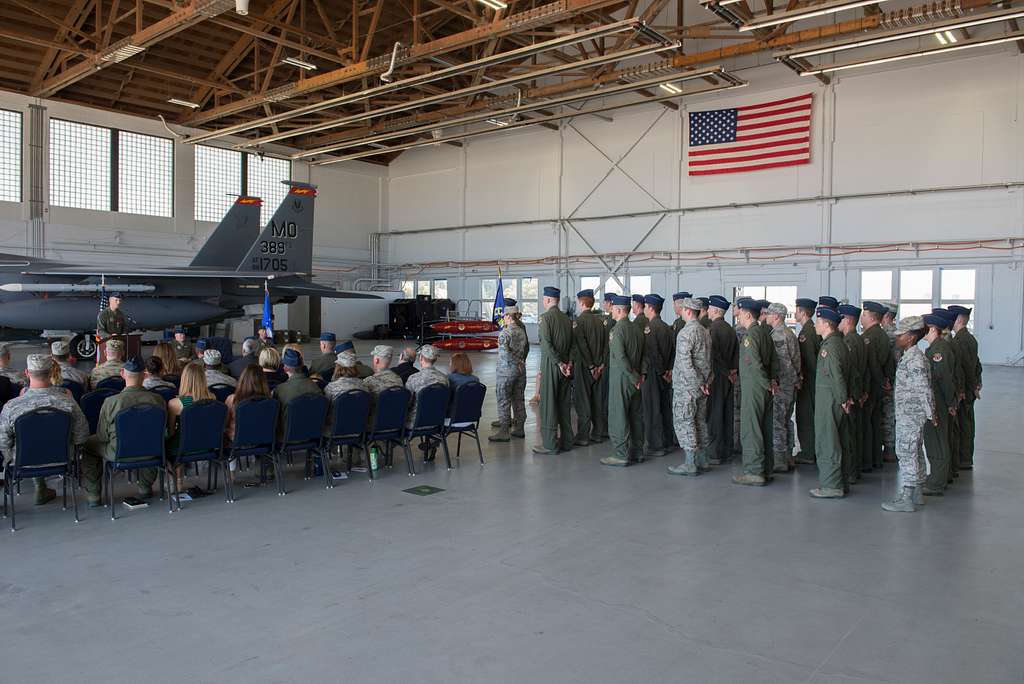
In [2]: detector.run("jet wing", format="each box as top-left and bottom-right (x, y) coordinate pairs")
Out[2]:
(16, 267), (310, 279)
(270, 283), (384, 300)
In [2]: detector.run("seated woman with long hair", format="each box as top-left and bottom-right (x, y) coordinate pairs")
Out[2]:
(224, 365), (271, 479)
(152, 341), (180, 377)
(143, 355), (175, 391)
(165, 361), (214, 493)
(259, 347), (287, 389)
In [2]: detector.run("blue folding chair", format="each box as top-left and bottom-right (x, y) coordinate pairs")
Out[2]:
(80, 388), (117, 435)
(3, 408), (77, 531)
(405, 384), (453, 470)
(209, 384), (234, 403)
(104, 404), (168, 519)
(366, 387), (412, 476)
(96, 376), (126, 393)
(273, 394), (329, 495)
(444, 381), (487, 466)
(167, 400), (228, 510)
(322, 390), (371, 483)
(61, 380), (84, 403)
(226, 398), (278, 500)
(150, 385), (177, 403)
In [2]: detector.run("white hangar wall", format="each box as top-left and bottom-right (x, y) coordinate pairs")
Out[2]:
(383, 49), (1024, 365)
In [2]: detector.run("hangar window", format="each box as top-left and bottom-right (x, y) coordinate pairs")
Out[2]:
(49, 119), (111, 211)
(519, 278), (538, 322)
(400, 281), (415, 298)
(118, 131), (173, 217)
(861, 270), (893, 301)
(433, 280), (448, 299)
(941, 269), (975, 331)
(0, 109), (21, 203)
(482, 277), (530, 321)
(898, 270), (933, 319)
(735, 285), (798, 325)
(194, 145), (242, 222)
(247, 154), (290, 224)
(629, 275), (652, 296)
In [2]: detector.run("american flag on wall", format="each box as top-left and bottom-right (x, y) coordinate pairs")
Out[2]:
(687, 93), (813, 176)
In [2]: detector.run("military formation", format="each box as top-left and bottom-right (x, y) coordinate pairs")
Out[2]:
(528, 288), (982, 513)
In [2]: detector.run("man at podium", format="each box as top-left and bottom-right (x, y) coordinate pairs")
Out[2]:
(96, 292), (132, 364)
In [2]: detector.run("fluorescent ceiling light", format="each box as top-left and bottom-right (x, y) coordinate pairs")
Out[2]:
(935, 32), (948, 45)
(281, 56), (317, 71)
(781, 8), (1024, 59)
(659, 82), (682, 94)
(486, 118), (511, 127)
(168, 98), (201, 109)
(100, 43), (145, 63)
(740, 0), (891, 31)
(945, 30), (957, 43)
(799, 30), (1024, 75)
(476, 0), (508, 9)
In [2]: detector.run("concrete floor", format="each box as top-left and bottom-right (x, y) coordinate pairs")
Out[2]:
(1, 341), (1022, 683)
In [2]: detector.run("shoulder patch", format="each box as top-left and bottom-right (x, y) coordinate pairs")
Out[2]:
(644, 327), (651, 335)
(798, 334), (806, 343)
(609, 332), (614, 341)
(603, 319), (610, 327)
(864, 337), (870, 345)
(820, 349), (828, 358)
(743, 339), (750, 348)
(932, 353), (943, 362)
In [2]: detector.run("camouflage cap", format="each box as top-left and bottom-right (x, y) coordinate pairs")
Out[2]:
(50, 340), (70, 355)
(335, 351), (357, 368)
(202, 348), (222, 366)
(418, 344), (438, 361)
(27, 353), (52, 372)
(371, 345), (394, 359)
(895, 315), (925, 336)
(680, 297), (702, 312)
(767, 302), (788, 317)
(105, 339), (124, 352)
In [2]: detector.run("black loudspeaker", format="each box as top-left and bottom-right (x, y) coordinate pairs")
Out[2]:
(389, 296), (456, 336)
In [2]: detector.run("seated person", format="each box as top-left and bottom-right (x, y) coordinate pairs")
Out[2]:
(152, 341), (181, 378)
(309, 332), (338, 379)
(50, 340), (88, 387)
(362, 345), (403, 426)
(202, 349), (237, 388)
(90, 339), (125, 388)
(24, 360), (73, 399)
(0, 354), (88, 505)
(405, 344), (449, 427)
(143, 356), (176, 391)
(336, 340), (373, 379)
(273, 348), (322, 436)
(325, 352), (367, 402)
(165, 361), (214, 494)
(282, 343), (310, 377)
(392, 346), (420, 385)
(228, 337), (260, 379)
(259, 347), (287, 389)
(447, 352), (480, 390)
(81, 356), (167, 507)
(0, 343), (23, 384)
(224, 365), (271, 481)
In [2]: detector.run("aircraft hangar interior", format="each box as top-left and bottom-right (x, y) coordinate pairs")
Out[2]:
(0, 1), (1021, 682)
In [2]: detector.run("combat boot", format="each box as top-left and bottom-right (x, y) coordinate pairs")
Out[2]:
(881, 486), (916, 512)
(921, 486), (944, 496)
(809, 487), (845, 498)
(732, 473), (766, 487)
(667, 463), (699, 476)
(490, 420), (502, 428)
(911, 485), (925, 506)
(33, 479), (57, 506)
(488, 425), (511, 443)
(510, 422), (526, 439)
(600, 456), (630, 467)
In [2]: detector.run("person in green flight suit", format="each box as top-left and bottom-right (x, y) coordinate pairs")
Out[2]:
(641, 294), (675, 457)
(308, 332), (338, 379)
(948, 305), (981, 470)
(697, 297), (711, 329)
(96, 292), (126, 362)
(860, 301), (896, 471)
(571, 289), (608, 446)
(921, 313), (958, 496)
(630, 294), (649, 334)
(171, 327), (193, 364)
(793, 299), (820, 465)
(671, 292), (692, 336)
(533, 286), (574, 455)
(706, 295), (737, 465)
(810, 307), (853, 499)
(597, 292), (615, 441)
(932, 308), (964, 483)
(733, 298), (779, 486)
(838, 304), (868, 483)
(601, 295), (645, 467)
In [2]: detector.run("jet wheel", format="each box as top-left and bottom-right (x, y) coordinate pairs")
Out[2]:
(72, 334), (96, 359)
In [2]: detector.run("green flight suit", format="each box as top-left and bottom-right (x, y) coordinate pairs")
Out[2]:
(943, 333), (965, 479)
(538, 305), (574, 452)
(308, 351), (337, 379)
(951, 327), (981, 467)
(739, 321), (778, 477)
(571, 309), (608, 443)
(171, 339), (193, 363)
(795, 320), (820, 462)
(924, 337), (957, 491)
(96, 307), (126, 338)
(842, 330), (868, 478)
(708, 317), (737, 463)
(273, 374), (323, 438)
(814, 333), (848, 491)
(642, 315), (675, 453)
(598, 312), (613, 439)
(81, 386), (167, 498)
(633, 314), (649, 335)
(862, 323), (895, 470)
(608, 318), (645, 462)
(672, 316), (685, 336)
(699, 316), (711, 329)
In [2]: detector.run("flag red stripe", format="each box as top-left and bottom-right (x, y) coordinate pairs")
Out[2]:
(736, 115), (810, 132)
(737, 103), (812, 121)
(689, 158), (810, 176)
(689, 136), (810, 157)
(688, 147), (810, 166)
(736, 93), (812, 112)
(734, 126), (810, 142)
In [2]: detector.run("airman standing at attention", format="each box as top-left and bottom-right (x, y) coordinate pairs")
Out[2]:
(630, 294), (649, 334)
(838, 304), (868, 482)
(533, 287), (574, 455)
(932, 308), (964, 483)
(767, 303), (800, 473)
(671, 292), (691, 336)
(921, 314), (957, 496)
(733, 298), (778, 486)
(598, 292), (615, 441)
(706, 295), (737, 465)
(810, 307), (852, 499)
(308, 332), (339, 379)
(697, 297), (711, 329)
(490, 304), (530, 442)
(601, 295), (645, 467)
(883, 316), (933, 512)
(571, 289), (607, 446)
(667, 298), (712, 476)
(880, 303), (899, 462)
(793, 299), (820, 465)
(948, 305), (981, 470)
(860, 301), (895, 472)
(641, 294), (675, 457)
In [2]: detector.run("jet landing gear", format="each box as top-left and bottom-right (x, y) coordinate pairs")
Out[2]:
(70, 334), (96, 360)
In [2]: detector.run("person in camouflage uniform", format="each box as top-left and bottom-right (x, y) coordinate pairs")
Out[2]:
(949, 305), (981, 470)
(203, 349), (237, 388)
(534, 287), (574, 455)
(90, 339), (126, 388)
(490, 305), (530, 442)
(767, 303), (801, 472)
(882, 316), (934, 512)
(880, 303), (899, 462)
(0, 354), (88, 505)
(793, 299), (820, 465)
(810, 308), (852, 498)
(600, 295), (645, 467)
(667, 298), (712, 476)
(50, 340), (88, 387)
(571, 289), (608, 446)
(641, 294), (675, 457)
(400, 345), (447, 429)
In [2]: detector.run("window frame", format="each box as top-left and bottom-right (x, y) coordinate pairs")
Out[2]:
(195, 143), (291, 223)
(48, 118), (112, 212)
(117, 129), (174, 218)
(0, 108), (22, 203)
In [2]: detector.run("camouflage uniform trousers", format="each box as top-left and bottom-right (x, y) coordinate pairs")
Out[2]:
(674, 388), (709, 468)
(495, 372), (527, 429)
(772, 388), (796, 466)
(895, 417), (928, 488)
(881, 391), (896, 459)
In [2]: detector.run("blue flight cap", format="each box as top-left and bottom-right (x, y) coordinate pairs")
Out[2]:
(818, 296), (839, 310)
(931, 309), (955, 328)
(631, 294), (645, 304)
(756, 299), (771, 311)
(838, 304), (861, 318)
(737, 299), (762, 314)
(672, 291), (692, 301)
(123, 356), (144, 373)
(173, 326), (185, 334)
(696, 297), (709, 307)
(862, 301), (887, 315)
(817, 307), (841, 323)
(109, 292), (124, 299)
(195, 338), (208, 351)
(735, 296), (753, 304)
(282, 348), (302, 368)
(505, 298), (517, 307)
(644, 294), (664, 306)
(708, 295), (730, 310)
(795, 298), (817, 310)
(611, 295), (631, 307)
(947, 304), (972, 317)
(543, 286), (561, 298)
(603, 292), (615, 303)
(923, 313), (946, 329)
(320, 332), (337, 342)
(576, 289), (594, 299)
(334, 340), (354, 354)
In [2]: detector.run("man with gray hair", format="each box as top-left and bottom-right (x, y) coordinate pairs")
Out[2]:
(228, 337), (261, 378)
(51, 339), (88, 387)
(393, 346), (420, 385)
(668, 298), (712, 476)
(767, 303), (801, 472)
(0, 354), (89, 505)
(405, 344), (448, 427)
(90, 339), (125, 388)
(0, 344), (21, 384)
(203, 349), (237, 388)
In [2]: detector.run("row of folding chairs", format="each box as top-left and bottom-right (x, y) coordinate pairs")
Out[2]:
(2, 381), (486, 530)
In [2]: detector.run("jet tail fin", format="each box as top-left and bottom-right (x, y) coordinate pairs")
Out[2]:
(236, 181), (316, 276)
(189, 196), (262, 269)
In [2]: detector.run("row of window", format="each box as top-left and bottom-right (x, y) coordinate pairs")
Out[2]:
(0, 110), (289, 224)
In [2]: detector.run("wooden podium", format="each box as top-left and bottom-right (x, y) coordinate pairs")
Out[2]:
(97, 334), (142, 363)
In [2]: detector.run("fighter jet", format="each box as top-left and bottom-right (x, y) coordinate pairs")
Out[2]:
(0, 181), (380, 357)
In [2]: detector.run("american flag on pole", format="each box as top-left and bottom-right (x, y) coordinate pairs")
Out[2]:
(687, 93), (813, 176)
